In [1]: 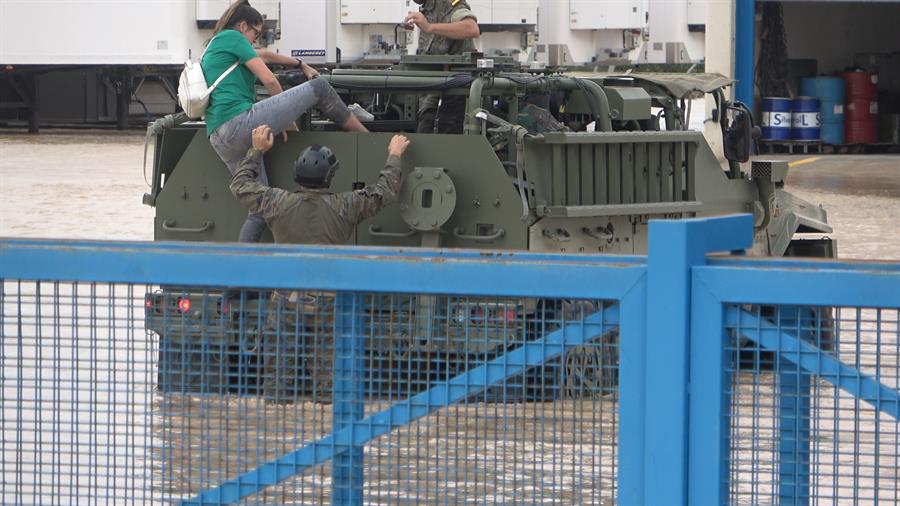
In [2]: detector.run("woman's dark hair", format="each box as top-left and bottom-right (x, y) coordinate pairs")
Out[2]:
(213, 0), (264, 35)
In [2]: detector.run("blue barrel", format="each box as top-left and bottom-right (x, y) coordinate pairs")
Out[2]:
(761, 97), (792, 141)
(800, 77), (844, 144)
(791, 96), (821, 141)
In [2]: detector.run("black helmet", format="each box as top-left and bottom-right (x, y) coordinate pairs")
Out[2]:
(293, 144), (339, 188)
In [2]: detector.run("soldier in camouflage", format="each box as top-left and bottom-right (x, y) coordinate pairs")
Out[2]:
(230, 125), (410, 402)
(230, 125), (408, 245)
(404, 0), (480, 133)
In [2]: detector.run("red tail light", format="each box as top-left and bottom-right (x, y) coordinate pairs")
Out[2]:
(177, 297), (191, 313)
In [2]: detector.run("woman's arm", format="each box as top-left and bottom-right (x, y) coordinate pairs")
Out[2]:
(247, 53), (320, 90)
(244, 56), (284, 96)
(255, 50), (299, 67)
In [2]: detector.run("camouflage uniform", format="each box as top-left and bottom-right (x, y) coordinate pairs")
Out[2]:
(416, 0), (479, 134)
(229, 149), (403, 245)
(261, 290), (335, 402)
(230, 147), (402, 402)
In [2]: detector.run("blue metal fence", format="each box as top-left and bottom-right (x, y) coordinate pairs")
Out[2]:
(1, 215), (898, 505)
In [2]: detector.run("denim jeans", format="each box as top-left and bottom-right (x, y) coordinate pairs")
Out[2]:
(210, 78), (353, 242)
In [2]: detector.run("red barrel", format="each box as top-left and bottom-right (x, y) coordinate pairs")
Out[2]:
(846, 120), (878, 143)
(843, 71), (878, 143)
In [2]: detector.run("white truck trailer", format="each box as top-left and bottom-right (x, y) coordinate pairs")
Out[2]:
(0, 0), (540, 130)
(0, 0), (704, 131)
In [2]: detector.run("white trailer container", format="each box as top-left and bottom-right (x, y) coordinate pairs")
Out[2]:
(1, 0), (200, 65)
(642, 0), (706, 64)
(535, 0), (706, 66)
(0, 0), (539, 65)
(0, 0), (539, 130)
(288, 0), (539, 64)
(1, 0), (706, 131)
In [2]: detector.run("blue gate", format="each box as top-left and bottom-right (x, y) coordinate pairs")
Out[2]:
(1, 215), (898, 504)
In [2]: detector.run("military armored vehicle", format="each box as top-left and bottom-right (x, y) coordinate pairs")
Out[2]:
(142, 54), (833, 399)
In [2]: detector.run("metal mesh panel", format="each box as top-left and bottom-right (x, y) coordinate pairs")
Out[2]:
(156, 289), (620, 503)
(1, 280), (156, 504)
(3, 281), (620, 504)
(150, 288), (337, 503)
(355, 295), (619, 505)
(727, 305), (900, 505)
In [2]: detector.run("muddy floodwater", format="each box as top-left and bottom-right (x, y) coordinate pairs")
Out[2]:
(1, 130), (898, 504)
(1, 130), (897, 258)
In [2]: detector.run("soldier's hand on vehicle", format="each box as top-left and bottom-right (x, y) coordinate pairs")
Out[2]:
(403, 11), (431, 33)
(388, 134), (411, 157)
(252, 125), (274, 152)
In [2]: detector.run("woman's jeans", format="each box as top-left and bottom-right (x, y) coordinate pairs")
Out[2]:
(209, 78), (352, 243)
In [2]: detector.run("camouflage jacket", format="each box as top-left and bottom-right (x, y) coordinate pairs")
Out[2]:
(230, 149), (403, 245)
(417, 0), (478, 56)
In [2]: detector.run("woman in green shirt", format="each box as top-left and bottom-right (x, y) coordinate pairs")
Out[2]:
(202, 1), (368, 243)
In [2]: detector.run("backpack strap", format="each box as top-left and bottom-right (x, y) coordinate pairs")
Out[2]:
(200, 31), (244, 94)
(207, 60), (240, 94)
(199, 30), (226, 59)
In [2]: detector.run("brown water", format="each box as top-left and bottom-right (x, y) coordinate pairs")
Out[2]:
(1, 131), (897, 258)
(0, 130), (154, 241)
(778, 154), (900, 260)
(1, 132), (898, 504)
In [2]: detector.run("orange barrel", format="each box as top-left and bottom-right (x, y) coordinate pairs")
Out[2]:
(843, 70), (878, 143)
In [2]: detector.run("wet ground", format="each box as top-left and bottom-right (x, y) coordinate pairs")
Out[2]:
(776, 153), (900, 260)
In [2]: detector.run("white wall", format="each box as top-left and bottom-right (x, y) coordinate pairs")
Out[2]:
(703, 0), (735, 161)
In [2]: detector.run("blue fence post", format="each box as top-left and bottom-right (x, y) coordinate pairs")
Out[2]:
(778, 306), (811, 505)
(617, 277), (648, 505)
(688, 275), (732, 505)
(333, 292), (366, 506)
(644, 215), (753, 505)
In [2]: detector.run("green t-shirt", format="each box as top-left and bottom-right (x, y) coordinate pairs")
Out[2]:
(201, 30), (259, 136)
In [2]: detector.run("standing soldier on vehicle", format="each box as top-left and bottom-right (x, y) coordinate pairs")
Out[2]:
(404, 0), (480, 133)
(229, 125), (409, 402)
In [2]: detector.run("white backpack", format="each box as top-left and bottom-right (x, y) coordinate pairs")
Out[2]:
(178, 33), (239, 119)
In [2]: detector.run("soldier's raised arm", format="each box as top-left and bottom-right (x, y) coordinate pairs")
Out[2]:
(404, 3), (480, 40)
(337, 135), (409, 224)
(230, 125), (293, 221)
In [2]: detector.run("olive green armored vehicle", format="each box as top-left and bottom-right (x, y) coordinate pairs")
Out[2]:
(143, 54), (833, 399)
